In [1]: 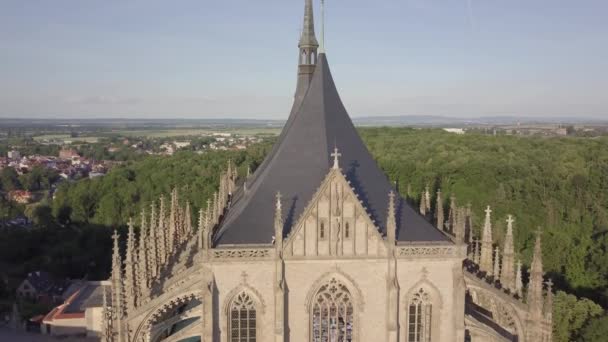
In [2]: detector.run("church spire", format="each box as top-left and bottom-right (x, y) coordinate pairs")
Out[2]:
(299, 0), (319, 53)
(294, 0), (320, 106)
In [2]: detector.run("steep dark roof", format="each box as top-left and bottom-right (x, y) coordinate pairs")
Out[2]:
(215, 54), (448, 245)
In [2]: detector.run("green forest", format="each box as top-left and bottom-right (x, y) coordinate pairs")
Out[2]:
(1, 128), (608, 340)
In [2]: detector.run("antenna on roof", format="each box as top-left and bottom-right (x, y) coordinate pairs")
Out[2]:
(320, 0), (326, 53)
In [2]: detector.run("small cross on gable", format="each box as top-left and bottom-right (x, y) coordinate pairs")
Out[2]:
(331, 146), (342, 169)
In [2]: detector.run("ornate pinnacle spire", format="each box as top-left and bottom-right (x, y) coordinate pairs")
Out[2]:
(387, 191), (397, 247)
(274, 192), (284, 249)
(493, 246), (501, 279)
(124, 219), (137, 312)
(419, 190), (427, 216)
(501, 215), (516, 291)
(110, 229), (124, 338)
(158, 195), (167, 264)
(474, 238), (481, 264)
(205, 199), (213, 246)
(198, 207), (206, 250)
(169, 189), (178, 252)
(435, 189), (444, 230)
(455, 207), (466, 243)
(424, 186), (431, 214)
(137, 213), (150, 301)
(528, 229), (544, 318)
(101, 285), (111, 342)
(149, 203), (158, 279)
(213, 191), (219, 225)
(480, 206), (494, 275)
(448, 194), (457, 231)
(184, 202), (192, 238)
(515, 259), (523, 298)
(466, 203), (473, 244)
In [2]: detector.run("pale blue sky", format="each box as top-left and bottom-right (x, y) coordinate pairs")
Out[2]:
(1, 0), (607, 119)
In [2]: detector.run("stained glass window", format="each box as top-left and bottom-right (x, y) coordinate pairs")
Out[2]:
(229, 292), (256, 342)
(311, 278), (354, 342)
(407, 288), (432, 342)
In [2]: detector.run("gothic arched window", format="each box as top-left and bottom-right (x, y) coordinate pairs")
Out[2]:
(344, 222), (350, 239)
(311, 278), (354, 342)
(407, 288), (432, 342)
(229, 292), (257, 342)
(320, 222), (326, 239)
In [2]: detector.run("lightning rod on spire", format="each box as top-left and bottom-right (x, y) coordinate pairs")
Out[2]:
(320, 0), (326, 53)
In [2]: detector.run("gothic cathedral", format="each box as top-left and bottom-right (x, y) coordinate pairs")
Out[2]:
(103, 1), (553, 341)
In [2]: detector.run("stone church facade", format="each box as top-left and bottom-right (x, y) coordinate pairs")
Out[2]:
(102, 1), (553, 341)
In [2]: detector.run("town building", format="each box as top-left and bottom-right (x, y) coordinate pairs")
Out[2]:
(59, 148), (80, 160)
(7, 150), (21, 160)
(16, 271), (68, 304)
(103, 1), (553, 341)
(41, 280), (110, 338)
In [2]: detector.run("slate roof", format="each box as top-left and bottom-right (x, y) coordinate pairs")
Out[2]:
(215, 54), (448, 245)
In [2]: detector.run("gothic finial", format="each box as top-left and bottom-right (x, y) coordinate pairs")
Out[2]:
(331, 146), (341, 169)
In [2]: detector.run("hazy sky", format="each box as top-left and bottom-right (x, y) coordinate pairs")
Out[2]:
(1, 0), (607, 119)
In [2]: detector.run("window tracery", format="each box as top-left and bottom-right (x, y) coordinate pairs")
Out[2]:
(311, 277), (354, 342)
(408, 288), (432, 342)
(229, 292), (257, 342)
